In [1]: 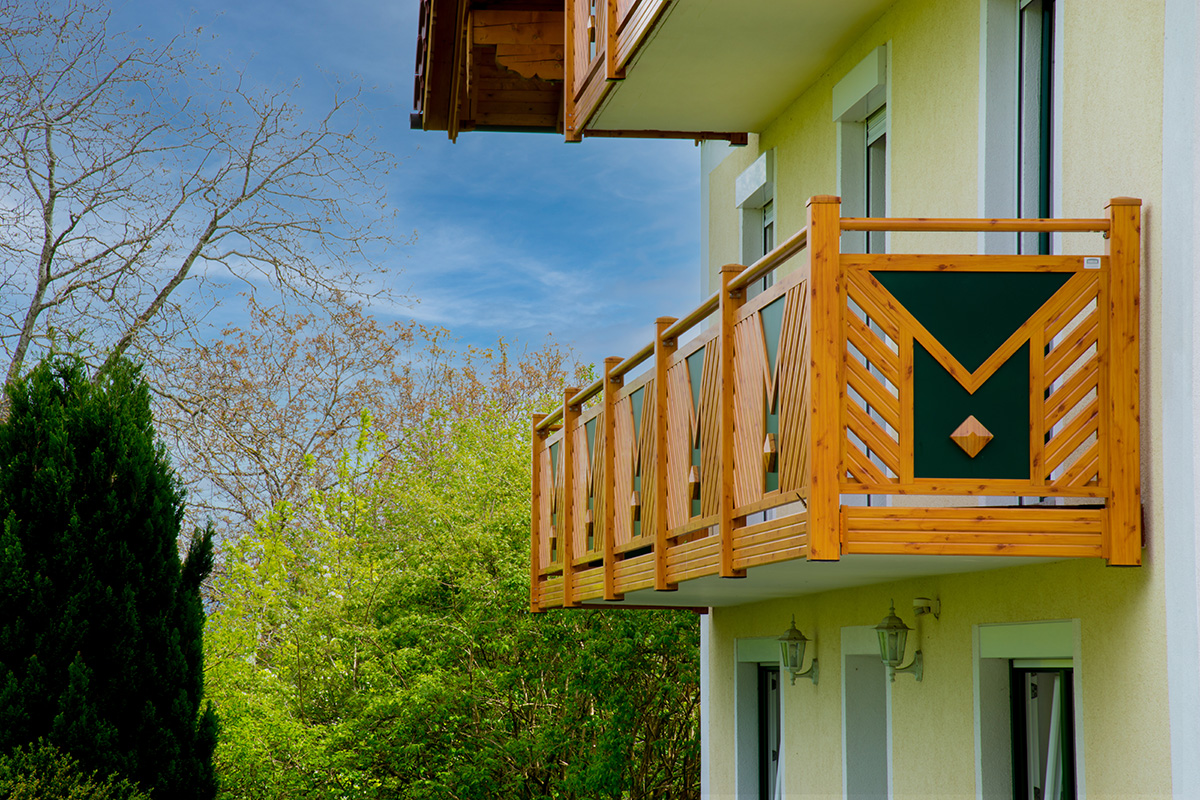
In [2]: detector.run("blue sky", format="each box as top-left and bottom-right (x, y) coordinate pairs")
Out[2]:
(111, 0), (702, 371)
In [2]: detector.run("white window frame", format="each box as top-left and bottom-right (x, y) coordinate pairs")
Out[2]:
(973, 620), (1086, 799)
(834, 44), (890, 255)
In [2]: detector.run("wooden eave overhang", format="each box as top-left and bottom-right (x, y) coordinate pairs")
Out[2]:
(530, 197), (1144, 611)
(414, 0), (566, 140)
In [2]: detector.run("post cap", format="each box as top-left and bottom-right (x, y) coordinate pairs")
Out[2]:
(1106, 197), (1142, 207)
(807, 194), (842, 206)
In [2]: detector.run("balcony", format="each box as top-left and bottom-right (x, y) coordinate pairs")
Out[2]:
(530, 196), (1142, 611)
(412, 0), (892, 142)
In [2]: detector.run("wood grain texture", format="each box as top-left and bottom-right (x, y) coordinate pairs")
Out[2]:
(1105, 198), (1142, 565)
(806, 197), (844, 560)
(654, 317), (678, 591)
(718, 264), (747, 577)
(530, 414), (547, 612)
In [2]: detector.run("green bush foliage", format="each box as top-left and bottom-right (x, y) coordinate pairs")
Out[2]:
(0, 743), (151, 800)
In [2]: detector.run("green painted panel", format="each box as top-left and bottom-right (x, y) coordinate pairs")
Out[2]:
(765, 402), (779, 493)
(913, 341), (1030, 479)
(548, 441), (560, 484)
(630, 387), (645, 449)
(873, 271), (1070, 372)
(585, 417), (597, 465)
(686, 346), (705, 416)
(760, 296), (786, 376)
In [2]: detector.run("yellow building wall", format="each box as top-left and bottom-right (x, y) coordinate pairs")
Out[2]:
(701, 0), (1168, 796)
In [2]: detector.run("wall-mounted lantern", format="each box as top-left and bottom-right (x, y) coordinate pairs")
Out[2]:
(779, 615), (818, 685)
(875, 601), (923, 682)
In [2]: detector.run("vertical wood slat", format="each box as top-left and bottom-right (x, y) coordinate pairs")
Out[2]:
(1105, 197), (1141, 565)
(602, 357), (623, 600)
(807, 196), (843, 561)
(1029, 325), (1046, 486)
(718, 264), (747, 577)
(561, 387), (579, 606)
(605, 0), (623, 78)
(898, 329), (915, 484)
(563, 0), (579, 141)
(530, 414), (547, 612)
(654, 317), (678, 591)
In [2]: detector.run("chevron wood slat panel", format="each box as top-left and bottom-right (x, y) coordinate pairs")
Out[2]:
(778, 282), (810, 494)
(666, 357), (692, 529)
(733, 315), (766, 507)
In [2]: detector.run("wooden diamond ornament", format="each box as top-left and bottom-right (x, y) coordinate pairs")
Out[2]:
(687, 465), (701, 500)
(950, 415), (993, 458)
(762, 433), (778, 472)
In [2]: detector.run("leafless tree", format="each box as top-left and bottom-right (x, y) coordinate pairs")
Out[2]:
(0, 0), (397, 403)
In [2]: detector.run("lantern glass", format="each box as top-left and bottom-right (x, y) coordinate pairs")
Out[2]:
(778, 617), (809, 673)
(874, 602), (911, 669)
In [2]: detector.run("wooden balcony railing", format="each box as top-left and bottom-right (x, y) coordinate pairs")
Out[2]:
(564, 0), (669, 140)
(530, 196), (1142, 611)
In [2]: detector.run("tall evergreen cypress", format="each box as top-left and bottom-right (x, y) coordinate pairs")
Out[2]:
(0, 356), (217, 799)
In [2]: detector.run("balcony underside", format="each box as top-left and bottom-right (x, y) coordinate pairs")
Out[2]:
(589, 0), (893, 133)
(577, 553), (1064, 609)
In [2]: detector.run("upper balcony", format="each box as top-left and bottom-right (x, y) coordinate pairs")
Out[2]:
(530, 197), (1142, 611)
(412, 0), (892, 142)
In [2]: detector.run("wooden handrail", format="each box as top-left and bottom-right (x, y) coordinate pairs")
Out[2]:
(568, 378), (603, 408)
(611, 340), (654, 379)
(840, 217), (1110, 234)
(728, 225), (810, 292)
(662, 293), (718, 340)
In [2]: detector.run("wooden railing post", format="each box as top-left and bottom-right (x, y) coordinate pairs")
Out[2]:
(602, 356), (624, 600)
(561, 387), (580, 606)
(719, 264), (747, 578)
(806, 195), (844, 561)
(564, 0), (580, 142)
(531, 413), (547, 612)
(1105, 197), (1142, 566)
(654, 317), (679, 591)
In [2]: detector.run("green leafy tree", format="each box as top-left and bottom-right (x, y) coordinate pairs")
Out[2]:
(0, 356), (218, 799)
(207, 407), (699, 800)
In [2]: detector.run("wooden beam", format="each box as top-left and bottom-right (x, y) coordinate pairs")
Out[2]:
(563, 0), (581, 142)
(472, 11), (561, 44)
(602, 356), (624, 601)
(806, 196), (843, 561)
(584, 130), (749, 144)
(530, 413), (547, 612)
(1105, 197), (1142, 566)
(718, 264), (748, 577)
(654, 317), (678, 591)
(561, 387), (580, 606)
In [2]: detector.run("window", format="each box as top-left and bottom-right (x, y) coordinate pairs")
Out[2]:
(736, 150), (776, 299)
(736, 639), (784, 798)
(976, 622), (1081, 799)
(1018, 0), (1055, 254)
(1011, 665), (1077, 799)
(865, 106), (888, 254)
(834, 45), (888, 255)
(759, 665), (781, 798)
(980, 0), (1059, 255)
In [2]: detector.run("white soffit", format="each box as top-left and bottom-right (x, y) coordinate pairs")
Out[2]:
(592, 0), (895, 133)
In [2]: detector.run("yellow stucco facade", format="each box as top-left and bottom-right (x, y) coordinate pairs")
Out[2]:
(700, 0), (1168, 796)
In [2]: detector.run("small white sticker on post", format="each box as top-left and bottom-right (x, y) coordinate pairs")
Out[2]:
(1084, 257), (1101, 270)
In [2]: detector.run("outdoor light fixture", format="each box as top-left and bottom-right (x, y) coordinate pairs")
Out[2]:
(778, 616), (818, 685)
(913, 596), (940, 619)
(875, 601), (923, 682)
